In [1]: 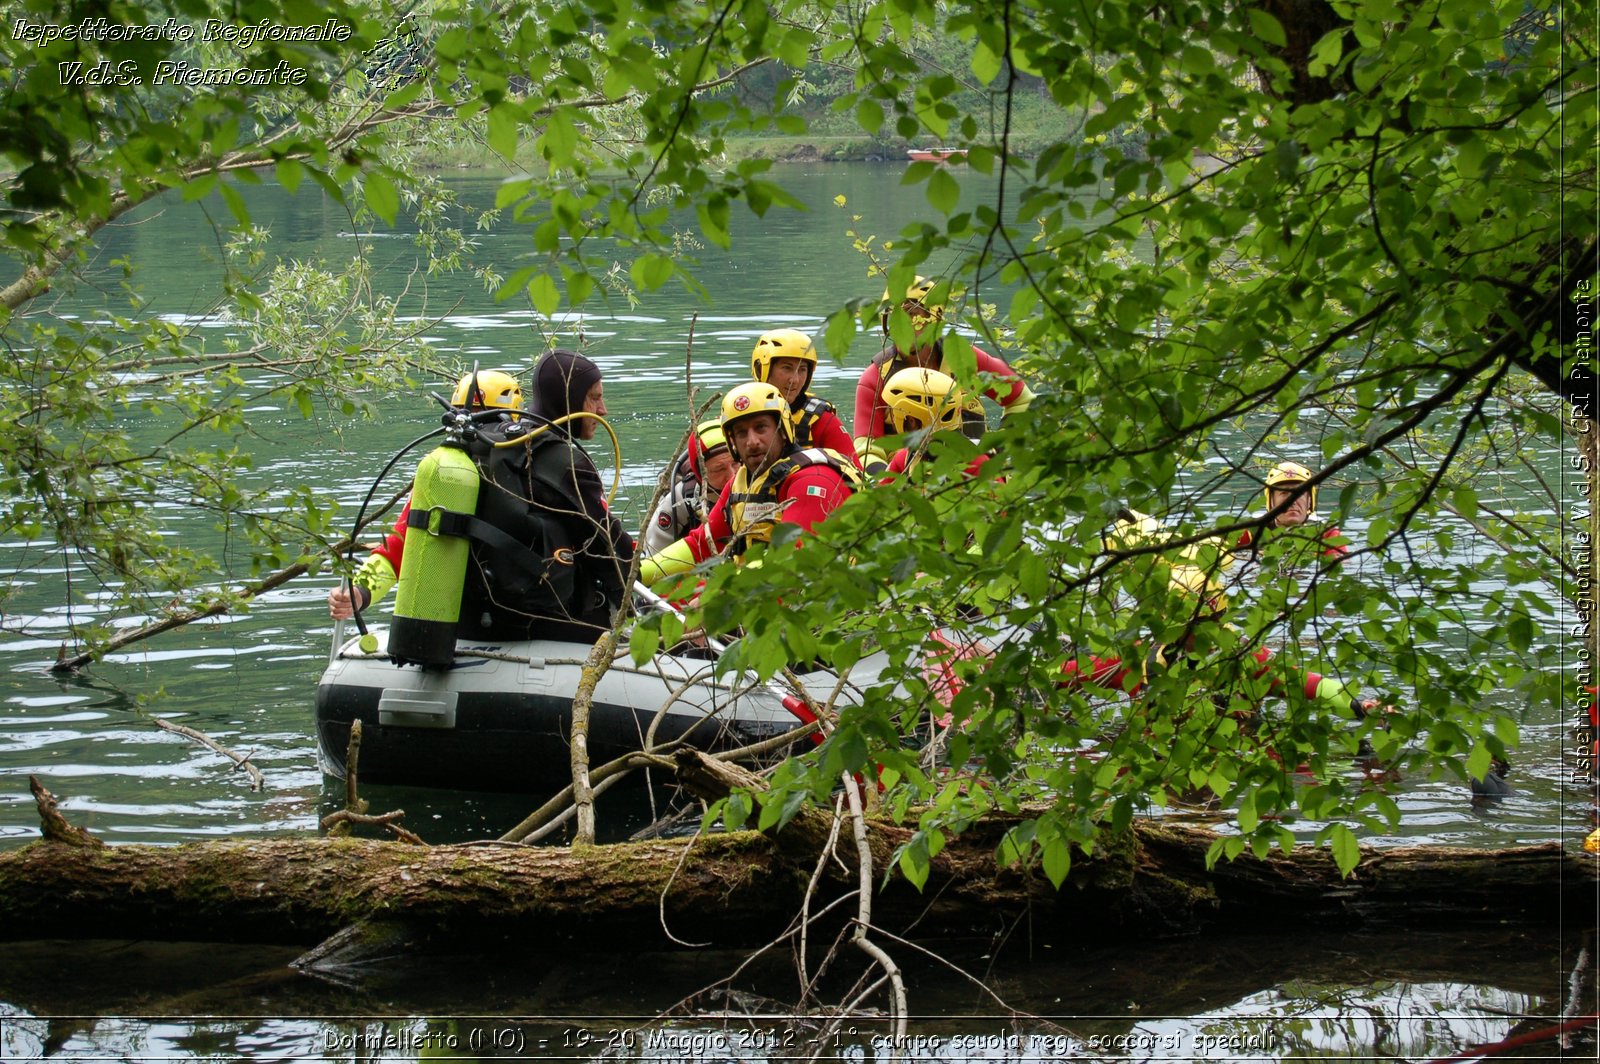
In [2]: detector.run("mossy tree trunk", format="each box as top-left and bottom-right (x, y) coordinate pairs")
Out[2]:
(0, 818), (1589, 953)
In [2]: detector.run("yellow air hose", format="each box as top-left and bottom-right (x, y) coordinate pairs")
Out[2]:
(491, 410), (623, 509)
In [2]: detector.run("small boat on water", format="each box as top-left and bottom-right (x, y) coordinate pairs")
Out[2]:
(314, 626), (896, 792)
(906, 147), (967, 163)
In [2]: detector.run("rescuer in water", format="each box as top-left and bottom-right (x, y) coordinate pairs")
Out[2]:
(642, 418), (736, 557)
(852, 276), (1034, 473)
(1236, 459), (1349, 559)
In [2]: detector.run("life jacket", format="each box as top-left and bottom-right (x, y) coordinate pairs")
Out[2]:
(789, 394), (838, 449)
(455, 422), (592, 639)
(725, 445), (861, 558)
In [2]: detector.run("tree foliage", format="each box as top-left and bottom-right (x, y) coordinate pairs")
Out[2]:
(2, 0), (1594, 873)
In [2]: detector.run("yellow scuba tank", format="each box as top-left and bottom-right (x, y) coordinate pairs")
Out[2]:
(388, 442), (481, 667)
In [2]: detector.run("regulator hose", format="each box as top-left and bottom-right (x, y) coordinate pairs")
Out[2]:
(489, 409), (623, 509)
(341, 422), (450, 645)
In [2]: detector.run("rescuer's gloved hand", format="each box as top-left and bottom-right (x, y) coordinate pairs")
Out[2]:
(639, 538), (696, 588)
(1002, 383), (1037, 415)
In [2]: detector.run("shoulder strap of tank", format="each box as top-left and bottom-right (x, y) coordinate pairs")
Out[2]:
(404, 506), (549, 580)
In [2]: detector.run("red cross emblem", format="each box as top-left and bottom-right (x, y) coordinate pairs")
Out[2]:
(733, 395), (751, 411)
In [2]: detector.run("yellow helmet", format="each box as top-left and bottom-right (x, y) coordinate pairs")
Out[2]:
(1104, 509), (1165, 551)
(1264, 460), (1316, 511)
(694, 417), (726, 455)
(721, 381), (794, 459)
(1167, 563), (1229, 615)
(882, 367), (967, 434)
(880, 275), (946, 333)
(450, 369), (523, 412)
(750, 329), (817, 391)
(687, 417), (728, 483)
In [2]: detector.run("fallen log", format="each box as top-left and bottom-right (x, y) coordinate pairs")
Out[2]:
(0, 797), (1591, 952)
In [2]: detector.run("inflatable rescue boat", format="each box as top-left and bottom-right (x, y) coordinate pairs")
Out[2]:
(314, 626), (890, 792)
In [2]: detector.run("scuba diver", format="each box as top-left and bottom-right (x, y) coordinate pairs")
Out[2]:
(750, 328), (860, 466)
(1236, 460), (1349, 559)
(852, 276), (1034, 471)
(328, 354), (634, 656)
(639, 382), (861, 586)
(642, 418), (735, 556)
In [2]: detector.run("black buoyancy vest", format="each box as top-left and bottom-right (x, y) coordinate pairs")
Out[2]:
(456, 424), (587, 639)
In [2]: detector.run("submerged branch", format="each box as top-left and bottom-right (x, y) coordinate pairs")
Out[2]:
(152, 719), (265, 792)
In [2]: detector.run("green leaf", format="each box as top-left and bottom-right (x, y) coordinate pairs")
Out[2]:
(1041, 836), (1072, 888)
(926, 166), (960, 214)
(857, 98), (884, 135)
(496, 177), (535, 209)
(942, 333), (978, 384)
(1307, 29), (1345, 78)
(275, 159), (304, 195)
(898, 833), (932, 890)
(1465, 742), (1492, 784)
(487, 103), (520, 159)
(1247, 9), (1288, 47)
(217, 182), (251, 229)
(540, 110), (578, 165)
(832, 727), (870, 772)
(364, 171), (400, 226)
(697, 197), (731, 249)
(631, 253), (675, 290)
(527, 273), (560, 316)
(1506, 612), (1534, 651)
(1329, 823), (1360, 877)
(724, 792), (750, 832)
(995, 822), (1035, 867)
(1237, 790), (1258, 833)
(971, 41), (1002, 86)
(183, 173), (219, 202)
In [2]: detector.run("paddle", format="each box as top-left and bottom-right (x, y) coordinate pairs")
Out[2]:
(330, 577), (380, 662)
(631, 579), (728, 654)
(632, 580), (835, 743)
